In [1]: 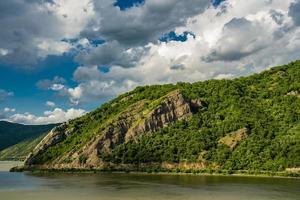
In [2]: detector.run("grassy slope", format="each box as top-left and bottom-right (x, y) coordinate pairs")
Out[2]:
(31, 61), (300, 172)
(0, 121), (56, 151)
(0, 133), (46, 161)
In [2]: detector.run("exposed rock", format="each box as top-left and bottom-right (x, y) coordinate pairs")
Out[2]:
(285, 167), (300, 172)
(79, 90), (194, 166)
(24, 90), (204, 168)
(190, 99), (207, 112)
(219, 128), (249, 150)
(287, 90), (300, 98)
(161, 162), (208, 170)
(125, 90), (193, 142)
(276, 71), (287, 78)
(120, 93), (135, 102)
(25, 122), (73, 165)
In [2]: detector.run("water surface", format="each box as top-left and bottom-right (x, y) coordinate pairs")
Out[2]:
(0, 161), (299, 200)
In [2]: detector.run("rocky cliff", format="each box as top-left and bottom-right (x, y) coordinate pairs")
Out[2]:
(24, 123), (71, 165)
(24, 90), (205, 168)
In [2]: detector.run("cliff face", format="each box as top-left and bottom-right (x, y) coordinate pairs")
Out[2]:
(24, 90), (204, 168)
(125, 90), (193, 142)
(24, 123), (72, 165)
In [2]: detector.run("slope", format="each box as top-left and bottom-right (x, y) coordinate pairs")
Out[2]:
(0, 133), (46, 161)
(0, 121), (56, 151)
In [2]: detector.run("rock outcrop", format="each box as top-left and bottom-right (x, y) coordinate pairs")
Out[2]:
(218, 128), (249, 150)
(287, 90), (300, 98)
(25, 123), (73, 165)
(77, 90), (195, 167)
(24, 90), (206, 168)
(125, 90), (193, 142)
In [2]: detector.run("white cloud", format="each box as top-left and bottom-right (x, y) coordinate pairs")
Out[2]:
(36, 76), (66, 90)
(0, 48), (10, 56)
(3, 107), (16, 113)
(82, 0), (210, 46)
(0, 89), (14, 102)
(67, 87), (83, 100)
(65, 0), (300, 104)
(8, 0), (299, 106)
(45, 0), (95, 37)
(51, 84), (66, 91)
(8, 108), (86, 125)
(75, 41), (148, 68)
(37, 40), (72, 57)
(46, 101), (56, 107)
(0, 0), (94, 67)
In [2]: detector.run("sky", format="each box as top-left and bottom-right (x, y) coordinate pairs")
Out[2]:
(0, 0), (300, 125)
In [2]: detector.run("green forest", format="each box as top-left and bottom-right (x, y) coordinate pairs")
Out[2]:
(102, 61), (300, 171)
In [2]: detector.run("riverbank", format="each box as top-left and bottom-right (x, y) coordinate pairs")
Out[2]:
(10, 165), (300, 178)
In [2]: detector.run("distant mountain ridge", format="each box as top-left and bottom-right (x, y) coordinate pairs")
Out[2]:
(0, 121), (56, 160)
(19, 61), (300, 173)
(0, 133), (46, 161)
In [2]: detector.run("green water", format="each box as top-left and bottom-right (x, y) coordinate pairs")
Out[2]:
(0, 162), (299, 200)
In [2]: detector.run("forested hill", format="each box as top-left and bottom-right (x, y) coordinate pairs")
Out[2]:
(23, 61), (300, 173)
(0, 121), (56, 151)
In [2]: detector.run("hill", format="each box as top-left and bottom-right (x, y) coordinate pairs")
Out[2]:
(0, 121), (56, 154)
(22, 61), (300, 174)
(0, 133), (46, 161)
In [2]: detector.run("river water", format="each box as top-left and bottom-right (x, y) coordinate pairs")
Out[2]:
(0, 161), (299, 200)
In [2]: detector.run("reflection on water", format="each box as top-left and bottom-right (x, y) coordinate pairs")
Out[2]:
(0, 162), (299, 200)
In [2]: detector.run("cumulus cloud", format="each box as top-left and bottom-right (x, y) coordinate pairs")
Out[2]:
(8, 108), (86, 125)
(82, 0), (210, 46)
(0, 89), (14, 102)
(62, 0), (300, 104)
(289, 0), (300, 26)
(3, 107), (16, 113)
(0, 48), (10, 56)
(46, 101), (55, 107)
(204, 17), (272, 62)
(270, 9), (285, 25)
(36, 76), (66, 90)
(0, 107), (16, 120)
(4, 0), (300, 107)
(75, 0), (211, 67)
(76, 41), (148, 68)
(0, 113), (6, 120)
(0, 0), (93, 67)
(36, 74), (87, 105)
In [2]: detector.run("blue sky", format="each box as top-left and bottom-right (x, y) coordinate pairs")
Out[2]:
(0, 0), (299, 124)
(114, 0), (145, 10)
(0, 54), (76, 114)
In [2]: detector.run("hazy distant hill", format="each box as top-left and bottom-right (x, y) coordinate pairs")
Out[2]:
(24, 61), (300, 173)
(0, 134), (46, 161)
(0, 121), (56, 152)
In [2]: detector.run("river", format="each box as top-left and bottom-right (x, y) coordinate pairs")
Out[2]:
(0, 161), (299, 200)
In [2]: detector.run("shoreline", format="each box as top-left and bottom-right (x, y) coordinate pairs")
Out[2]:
(10, 165), (300, 179)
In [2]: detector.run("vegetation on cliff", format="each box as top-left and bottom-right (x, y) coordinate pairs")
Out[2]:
(24, 61), (300, 173)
